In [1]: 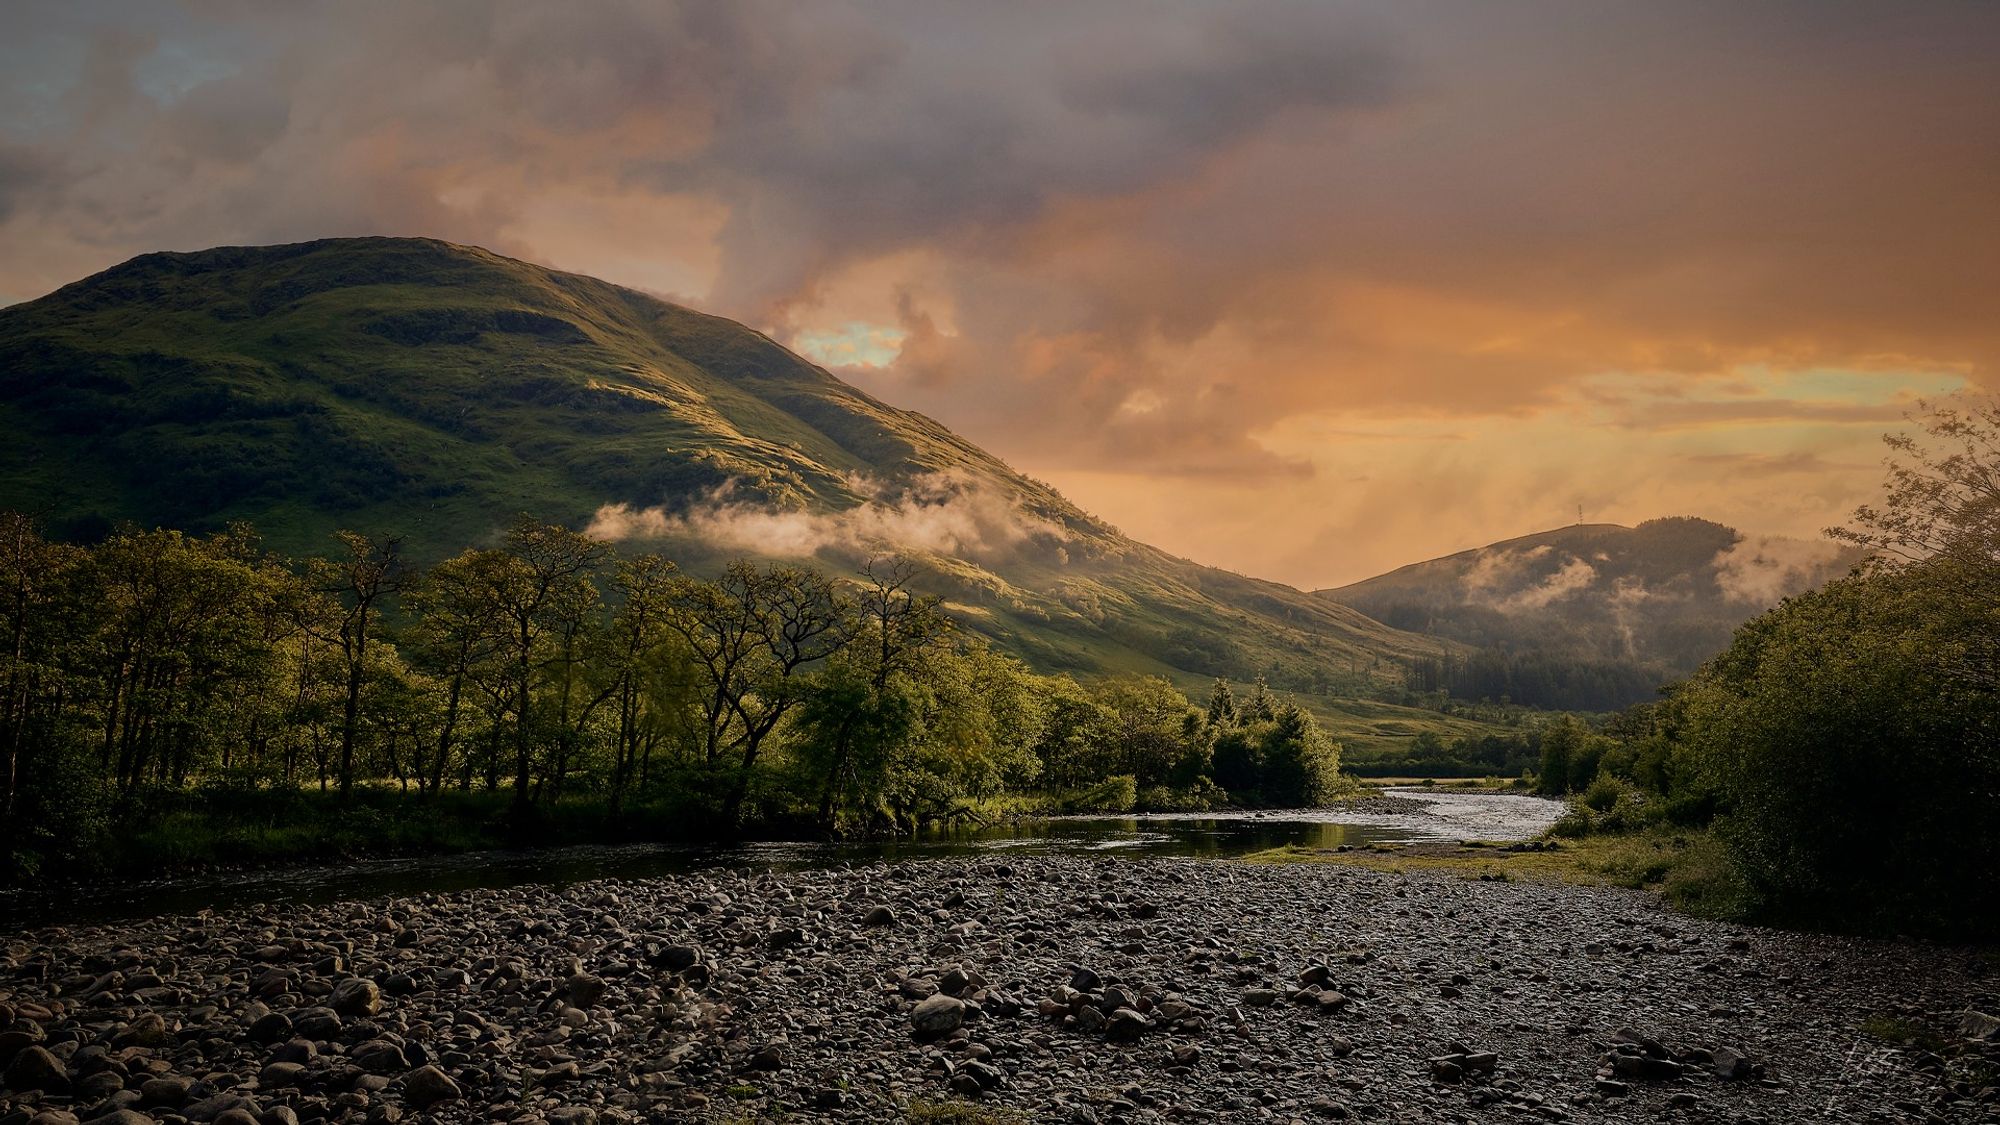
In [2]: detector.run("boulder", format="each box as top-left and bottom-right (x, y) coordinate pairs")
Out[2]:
(403, 1065), (460, 1108)
(327, 978), (380, 1017)
(911, 993), (966, 1037)
(3, 1044), (68, 1092)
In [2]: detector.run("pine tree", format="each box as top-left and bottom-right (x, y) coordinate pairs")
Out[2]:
(1205, 677), (1238, 727)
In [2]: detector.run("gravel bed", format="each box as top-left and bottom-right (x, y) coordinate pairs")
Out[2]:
(3, 857), (1994, 1124)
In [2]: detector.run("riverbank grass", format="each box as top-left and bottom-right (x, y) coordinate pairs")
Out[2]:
(1243, 827), (1754, 919)
(905, 1100), (1028, 1123)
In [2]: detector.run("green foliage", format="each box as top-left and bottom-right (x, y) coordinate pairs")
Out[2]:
(1, 509), (1370, 882)
(1207, 700), (1346, 806)
(1057, 775), (1138, 814)
(1674, 559), (2000, 937)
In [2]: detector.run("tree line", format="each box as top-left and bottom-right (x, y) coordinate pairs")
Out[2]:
(0, 513), (1344, 880)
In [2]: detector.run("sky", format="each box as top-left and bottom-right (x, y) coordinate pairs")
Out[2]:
(3, 1), (1996, 587)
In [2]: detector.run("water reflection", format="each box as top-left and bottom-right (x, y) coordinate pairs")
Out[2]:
(5, 793), (1559, 929)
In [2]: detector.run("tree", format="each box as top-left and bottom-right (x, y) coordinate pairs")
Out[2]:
(1832, 395), (2000, 569)
(802, 558), (946, 829)
(599, 554), (689, 815)
(1259, 704), (1343, 806)
(464, 518), (609, 814)
(1535, 717), (1591, 796)
(1833, 395), (2000, 690)
(1245, 675), (1277, 722)
(1205, 678), (1238, 727)
(663, 561), (852, 823)
(303, 532), (402, 800)
(403, 550), (509, 793)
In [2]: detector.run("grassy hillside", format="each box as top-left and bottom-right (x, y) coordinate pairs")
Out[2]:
(0, 237), (1474, 745)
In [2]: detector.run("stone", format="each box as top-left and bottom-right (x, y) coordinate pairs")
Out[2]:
(1105, 1009), (1153, 1042)
(1612, 1027), (1668, 1057)
(3, 1044), (68, 1092)
(654, 944), (702, 971)
(402, 1065), (460, 1108)
(290, 1008), (341, 1039)
(79, 1112), (154, 1125)
(246, 1012), (292, 1045)
(565, 973), (607, 1009)
(1961, 1009), (2000, 1041)
(141, 1075), (194, 1107)
(184, 1092), (257, 1122)
(327, 978), (380, 1017)
(115, 1013), (170, 1047)
(258, 1061), (307, 1087)
(1710, 1045), (1755, 1080)
(911, 993), (966, 1037)
(1609, 1053), (1683, 1081)
(350, 1040), (408, 1074)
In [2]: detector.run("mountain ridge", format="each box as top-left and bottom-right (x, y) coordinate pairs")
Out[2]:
(1319, 516), (1862, 703)
(0, 237), (1466, 741)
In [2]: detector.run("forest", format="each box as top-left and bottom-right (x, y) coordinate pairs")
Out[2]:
(0, 514), (1344, 882)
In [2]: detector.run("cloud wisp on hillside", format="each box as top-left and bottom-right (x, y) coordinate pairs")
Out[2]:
(584, 472), (1072, 564)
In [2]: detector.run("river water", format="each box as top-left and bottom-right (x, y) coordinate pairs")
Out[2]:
(3, 788), (1563, 929)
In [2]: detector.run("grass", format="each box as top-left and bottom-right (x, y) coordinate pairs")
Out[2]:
(1860, 1014), (1948, 1054)
(905, 1100), (1027, 1124)
(1243, 827), (1756, 919)
(1353, 776), (1523, 790)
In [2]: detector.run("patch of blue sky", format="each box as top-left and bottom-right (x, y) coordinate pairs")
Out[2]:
(793, 321), (908, 369)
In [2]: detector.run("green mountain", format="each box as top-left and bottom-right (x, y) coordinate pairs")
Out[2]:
(1320, 517), (1862, 704)
(0, 236), (1464, 745)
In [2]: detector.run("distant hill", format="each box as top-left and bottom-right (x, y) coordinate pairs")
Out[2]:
(0, 237), (1448, 715)
(1319, 517), (1862, 707)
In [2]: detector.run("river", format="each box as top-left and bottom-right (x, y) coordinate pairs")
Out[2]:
(2, 787), (1563, 929)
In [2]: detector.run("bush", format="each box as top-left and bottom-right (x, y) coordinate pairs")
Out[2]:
(1059, 775), (1137, 814)
(1136, 778), (1228, 812)
(1677, 561), (2000, 937)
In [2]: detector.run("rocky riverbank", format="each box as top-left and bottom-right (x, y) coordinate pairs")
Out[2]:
(3, 857), (1994, 1124)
